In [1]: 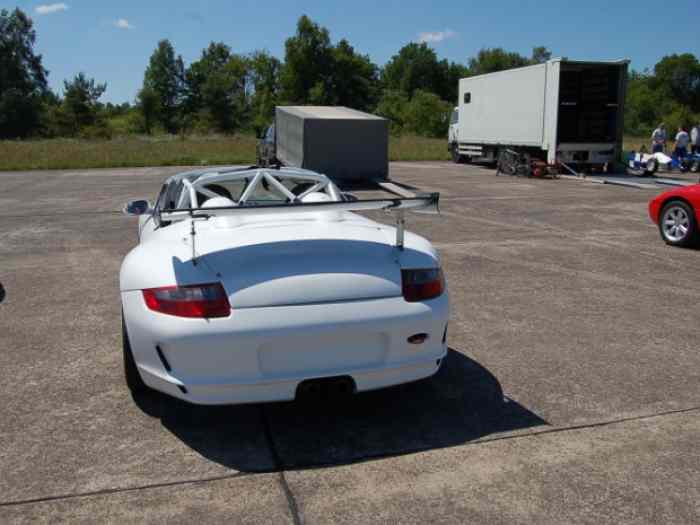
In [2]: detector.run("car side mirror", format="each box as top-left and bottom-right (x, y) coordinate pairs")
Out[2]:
(123, 199), (152, 216)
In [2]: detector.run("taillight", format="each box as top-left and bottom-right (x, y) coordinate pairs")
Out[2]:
(401, 268), (445, 302)
(142, 283), (230, 318)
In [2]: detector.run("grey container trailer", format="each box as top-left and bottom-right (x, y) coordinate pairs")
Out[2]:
(448, 59), (629, 168)
(274, 106), (389, 181)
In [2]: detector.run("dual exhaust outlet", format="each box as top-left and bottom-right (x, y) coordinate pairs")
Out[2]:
(296, 376), (356, 401)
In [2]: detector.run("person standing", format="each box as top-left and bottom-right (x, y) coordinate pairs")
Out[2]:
(691, 124), (700, 155)
(651, 124), (667, 153)
(673, 127), (690, 159)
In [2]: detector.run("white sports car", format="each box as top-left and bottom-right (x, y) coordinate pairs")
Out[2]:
(120, 166), (449, 405)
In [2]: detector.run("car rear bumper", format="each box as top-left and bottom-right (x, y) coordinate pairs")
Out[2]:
(137, 354), (445, 405)
(121, 291), (449, 405)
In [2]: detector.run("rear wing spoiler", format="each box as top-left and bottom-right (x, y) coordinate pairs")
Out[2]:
(159, 192), (439, 220)
(160, 193), (440, 262)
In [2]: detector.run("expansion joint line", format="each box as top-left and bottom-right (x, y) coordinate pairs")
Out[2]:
(260, 406), (303, 525)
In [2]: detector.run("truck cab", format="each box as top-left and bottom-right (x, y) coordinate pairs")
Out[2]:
(448, 107), (461, 162)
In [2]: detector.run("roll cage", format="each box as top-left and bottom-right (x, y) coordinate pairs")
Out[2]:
(175, 166), (343, 210)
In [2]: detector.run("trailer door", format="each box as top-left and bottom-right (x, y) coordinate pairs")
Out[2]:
(557, 64), (622, 145)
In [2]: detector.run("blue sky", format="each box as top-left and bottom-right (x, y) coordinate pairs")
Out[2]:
(10, 0), (700, 103)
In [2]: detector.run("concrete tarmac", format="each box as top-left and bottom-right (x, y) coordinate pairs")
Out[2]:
(1, 162), (698, 523)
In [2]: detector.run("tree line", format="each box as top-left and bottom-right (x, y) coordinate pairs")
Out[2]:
(1, 7), (698, 141)
(625, 54), (700, 136)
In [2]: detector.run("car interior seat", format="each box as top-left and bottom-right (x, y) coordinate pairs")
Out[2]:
(197, 184), (233, 206)
(201, 196), (236, 208)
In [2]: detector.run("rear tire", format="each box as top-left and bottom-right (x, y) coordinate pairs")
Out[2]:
(122, 313), (148, 394)
(659, 200), (698, 247)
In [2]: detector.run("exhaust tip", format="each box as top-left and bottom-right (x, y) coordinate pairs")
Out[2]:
(296, 376), (356, 402)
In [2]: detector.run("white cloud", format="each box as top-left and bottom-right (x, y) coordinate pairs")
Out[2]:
(114, 18), (134, 30)
(35, 3), (69, 15)
(417, 29), (457, 44)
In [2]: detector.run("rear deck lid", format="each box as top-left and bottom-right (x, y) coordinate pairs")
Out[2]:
(197, 219), (401, 308)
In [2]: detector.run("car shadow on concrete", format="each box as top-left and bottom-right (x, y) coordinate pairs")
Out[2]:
(0, 282), (5, 303)
(133, 348), (546, 472)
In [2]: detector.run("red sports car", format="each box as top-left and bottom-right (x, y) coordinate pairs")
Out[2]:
(649, 184), (700, 247)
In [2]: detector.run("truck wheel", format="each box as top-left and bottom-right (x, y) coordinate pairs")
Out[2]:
(451, 144), (464, 164)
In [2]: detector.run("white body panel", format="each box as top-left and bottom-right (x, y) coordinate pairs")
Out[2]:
(458, 64), (548, 148)
(120, 170), (448, 405)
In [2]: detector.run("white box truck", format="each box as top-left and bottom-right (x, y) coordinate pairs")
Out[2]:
(448, 58), (629, 171)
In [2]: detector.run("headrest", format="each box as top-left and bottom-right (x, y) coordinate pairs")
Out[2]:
(300, 192), (332, 203)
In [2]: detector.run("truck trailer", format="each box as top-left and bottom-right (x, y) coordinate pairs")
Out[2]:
(258, 106), (389, 182)
(448, 58), (629, 171)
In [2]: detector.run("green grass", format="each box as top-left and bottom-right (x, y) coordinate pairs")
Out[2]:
(0, 134), (451, 171)
(0, 135), (258, 171)
(0, 134), (646, 171)
(389, 135), (449, 161)
(623, 136), (647, 153)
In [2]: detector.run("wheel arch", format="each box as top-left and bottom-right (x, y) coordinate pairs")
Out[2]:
(659, 196), (696, 219)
